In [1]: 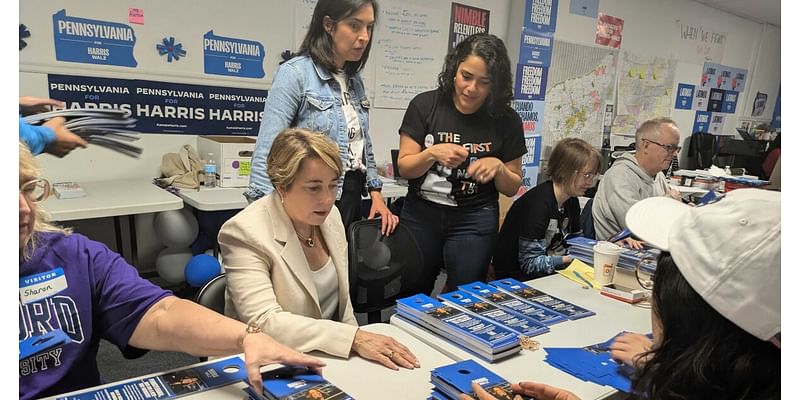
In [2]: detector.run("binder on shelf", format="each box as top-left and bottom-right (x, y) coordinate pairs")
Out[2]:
(489, 278), (595, 320)
(458, 281), (568, 326)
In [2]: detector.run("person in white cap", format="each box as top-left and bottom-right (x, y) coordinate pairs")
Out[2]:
(465, 188), (780, 400)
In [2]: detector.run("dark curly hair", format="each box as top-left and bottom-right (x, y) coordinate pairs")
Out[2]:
(631, 252), (780, 400)
(437, 33), (513, 118)
(298, 0), (378, 76)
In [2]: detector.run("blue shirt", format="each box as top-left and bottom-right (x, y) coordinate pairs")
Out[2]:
(246, 55), (382, 202)
(19, 117), (55, 155)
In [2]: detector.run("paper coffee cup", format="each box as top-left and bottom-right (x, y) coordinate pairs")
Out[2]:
(593, 241), (623, 285)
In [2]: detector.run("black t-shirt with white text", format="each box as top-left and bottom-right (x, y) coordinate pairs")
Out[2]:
(399, 90), (526, 208)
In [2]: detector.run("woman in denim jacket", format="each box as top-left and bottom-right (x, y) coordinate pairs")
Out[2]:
(246, 0), (398, 235)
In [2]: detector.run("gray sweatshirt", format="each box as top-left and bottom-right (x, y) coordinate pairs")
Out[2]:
(592, 152), (670, 241)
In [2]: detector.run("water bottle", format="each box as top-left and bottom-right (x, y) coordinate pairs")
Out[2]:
(204, 153), (217, 188)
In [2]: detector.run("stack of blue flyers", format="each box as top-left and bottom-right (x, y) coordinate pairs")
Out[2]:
(458, 281), (567, 326)
(490, 278), (595, 320)
(242, 366), (354, 400)
(429, 359), (533, 400)
(396, 293), (520, 362)
(565, 236), (659, 275)
(543, 332), (644, 393)
(438, 290), (549, 338)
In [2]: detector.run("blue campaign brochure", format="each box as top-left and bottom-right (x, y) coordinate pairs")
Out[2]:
(430, 359), (533, 400)
(438, 290), (549, 337)
(490, 278), (595, 320)
(57, 356), (248, 400)
(19, 329), (70, 360)
(396, 294), (520, 361)
(458, 281), (567, 325)
(244, 366), (354, 400)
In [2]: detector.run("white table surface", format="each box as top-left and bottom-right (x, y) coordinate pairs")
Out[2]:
(177, 187), (249, 211)
(42, 180), (183, 221)
(391, 274), (653, 400)
(43, 323), (456, 400)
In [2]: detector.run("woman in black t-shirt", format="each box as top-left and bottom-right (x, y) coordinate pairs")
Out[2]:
(396, 33), (526, 294)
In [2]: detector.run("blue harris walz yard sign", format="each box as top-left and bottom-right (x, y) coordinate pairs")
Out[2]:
(203, 30), (265, 78)
(52, 9), (137, 67)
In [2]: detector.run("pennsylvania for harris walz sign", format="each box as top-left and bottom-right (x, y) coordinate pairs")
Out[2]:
(52, 9), (137, 67)
(203, 30), (265, 79)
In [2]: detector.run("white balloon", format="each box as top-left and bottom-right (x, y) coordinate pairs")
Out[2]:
(155, 247), (193, 284)
(153, 208), (199, 248)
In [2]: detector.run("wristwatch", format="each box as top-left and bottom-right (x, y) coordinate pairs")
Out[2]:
(238, 324), (262, 348)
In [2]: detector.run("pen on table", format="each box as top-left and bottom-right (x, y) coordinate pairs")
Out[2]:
(573, 271), (594, 289)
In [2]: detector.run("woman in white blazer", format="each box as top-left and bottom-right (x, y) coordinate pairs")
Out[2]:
(219, 128), (418, 370)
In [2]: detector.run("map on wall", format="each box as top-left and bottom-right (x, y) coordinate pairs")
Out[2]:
(612, 51), (677, 136)
(542, 40), (617, 149)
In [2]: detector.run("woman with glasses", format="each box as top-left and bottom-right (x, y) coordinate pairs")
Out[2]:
(245, 0), (398, 236)
(493, 138), (600, 280)
(19, 141), (324, 400)
(396, 33), (526, 294)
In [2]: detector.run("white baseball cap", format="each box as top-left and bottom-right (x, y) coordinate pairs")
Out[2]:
(625, 189), (780, 342)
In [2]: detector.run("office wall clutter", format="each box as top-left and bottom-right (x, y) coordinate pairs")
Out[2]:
(20, 0), (779, 273)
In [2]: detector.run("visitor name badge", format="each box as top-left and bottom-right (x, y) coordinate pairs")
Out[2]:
(19, 267), (67, 304)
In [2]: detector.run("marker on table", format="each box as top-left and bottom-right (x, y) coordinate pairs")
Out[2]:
(573, 270), (594, 289)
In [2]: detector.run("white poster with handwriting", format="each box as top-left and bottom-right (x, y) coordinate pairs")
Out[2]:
(674, 20), (726, 63)
(374, 0), (447, 108)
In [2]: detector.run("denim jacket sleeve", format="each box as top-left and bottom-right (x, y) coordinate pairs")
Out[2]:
(518, 236), (566, 278)
(245, 63), (304, 202)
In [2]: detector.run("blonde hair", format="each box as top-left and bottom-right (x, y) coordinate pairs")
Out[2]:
(266, 128), (342, 190)
(547, 137), (601, 186)
(19, 141), (71, 260)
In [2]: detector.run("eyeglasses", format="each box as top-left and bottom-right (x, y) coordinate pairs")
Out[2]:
(20, 178), (51, 202)
(575, 171), (599, 181)
(642, 138), (681, 154)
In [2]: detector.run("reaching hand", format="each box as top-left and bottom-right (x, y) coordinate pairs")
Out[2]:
(43, 117), (88, 157)
(241, 333), (326, 394)
(609, 332), (653, 368)
(351, 329), (420, 370)
(19, 97), (64, 116)
(617, 237), (644, 250)
(367, 192), (399, 235)
(466, 157), (504, 184)
(458, 381), (580, 400)
(429, 143), (468, 169)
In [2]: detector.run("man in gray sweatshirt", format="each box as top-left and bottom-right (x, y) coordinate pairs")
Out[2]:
(592, 117), (682, 241)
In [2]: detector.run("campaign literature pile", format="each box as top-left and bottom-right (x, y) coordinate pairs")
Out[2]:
(566, 236), (659, 275)
(489, 278), (595, 320)
(24, 108), (143, 158)
(543, 332), (643, 393)
(396, 294), (521, 362)
(429, 360), (532, 400)
(242, 367), (354, 400)
(438, 290), (549, 338)
(458, 281), (568, 326)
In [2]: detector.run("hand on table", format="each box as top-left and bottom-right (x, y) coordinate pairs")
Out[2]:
(616, 237), (644, 250)
(241, 332), (326, 394)
(458, 381), (580, 400)
(609, 332), (653, 368)
(351, 329), (420, 370)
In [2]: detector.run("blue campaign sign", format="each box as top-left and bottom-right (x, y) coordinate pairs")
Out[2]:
(524, 0), (559, 32)
(771, 87), (780, 128)
(692, 111), (711, 133)
(514, 64), (548, 101)
(203, 30), (265, 79)
(52, 9), (137, 67)
(519, 28), (553, 66)
(48, 74), (268, 135)
(721, 90), (739, 113)
(674, 83), (694, 110)
(513, 100), (545, 135)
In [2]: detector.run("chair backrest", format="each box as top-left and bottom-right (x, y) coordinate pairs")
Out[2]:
(194, 274), (227, 315)
(580, 197), (596, 240)
(346, 219), (424, 320)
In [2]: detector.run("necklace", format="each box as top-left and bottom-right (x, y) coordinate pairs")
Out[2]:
(296, 226), (316, 248)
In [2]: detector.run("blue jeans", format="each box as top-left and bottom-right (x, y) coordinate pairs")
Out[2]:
(400, 193), (499, 295)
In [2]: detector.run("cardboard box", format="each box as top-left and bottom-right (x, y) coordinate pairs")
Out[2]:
(197, 136), (256, 187)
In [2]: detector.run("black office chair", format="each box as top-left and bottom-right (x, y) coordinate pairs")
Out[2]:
(195, 273), (227, 315)
(686, 132), (718, 170)
(347, 219), (425, 323)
